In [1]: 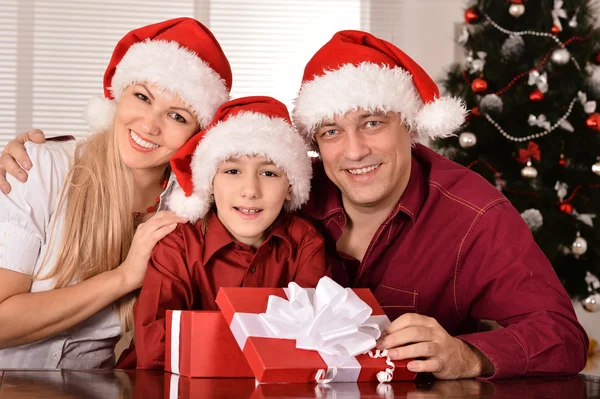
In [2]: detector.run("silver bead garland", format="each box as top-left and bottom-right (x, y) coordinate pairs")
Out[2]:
(483, 13), (581, 72)
(483, 96), (577, 142)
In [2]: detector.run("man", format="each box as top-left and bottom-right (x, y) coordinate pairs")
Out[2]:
(292, 30), (587, 379)
(0, 30), (588, 380)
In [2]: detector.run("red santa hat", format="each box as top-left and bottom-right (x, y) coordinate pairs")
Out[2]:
(168, 96), (312, 223)
(292, 30), (466, 142)
(85, 17), (232, 131)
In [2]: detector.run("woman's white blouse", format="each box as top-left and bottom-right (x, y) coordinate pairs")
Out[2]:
(0, 141), (121, 369)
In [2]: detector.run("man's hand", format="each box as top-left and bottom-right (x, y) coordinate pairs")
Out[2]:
(375, 313), (494, 379)
(0, 129), (46, 194)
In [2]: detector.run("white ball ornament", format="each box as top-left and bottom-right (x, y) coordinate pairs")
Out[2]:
(551, 48), (571, 65)
(458, 132), (477, 148)
(572, 234), (588, 256)
(508, 4), (525, 18)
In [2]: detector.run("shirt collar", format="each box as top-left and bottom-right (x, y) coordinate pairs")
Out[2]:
(203, 211), (293, 264)
(157, 171), (179, 212)
(303, 145), (428, 223)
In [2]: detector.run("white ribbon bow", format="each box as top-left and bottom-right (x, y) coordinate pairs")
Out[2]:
(528, 114), (551, 131)
(555, 181), (568, 201)
(466, 51), (487, 74)
(552, 0), (568, 31)
(259, 277), (382, 365)
(578, 91), (597, 114)
(573, 209), (596, 228)
(528, 71), (548, 93)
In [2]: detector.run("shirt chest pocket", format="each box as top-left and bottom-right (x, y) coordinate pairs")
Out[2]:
(374, 285), (419, 322)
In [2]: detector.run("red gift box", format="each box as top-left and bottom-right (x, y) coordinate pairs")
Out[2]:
(215, 282), (417, 384)
(165, 310), (253, 378)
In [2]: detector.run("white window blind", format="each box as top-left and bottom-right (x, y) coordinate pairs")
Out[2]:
(1, 0), (406, 151)
(209, 0), (366, 111)
(0, 0), (18, 150)
(1, 0), (195, 150)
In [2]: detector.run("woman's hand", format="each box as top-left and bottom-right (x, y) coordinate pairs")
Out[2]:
(0, 129), (47, 194)
(118, 211), (188, 291)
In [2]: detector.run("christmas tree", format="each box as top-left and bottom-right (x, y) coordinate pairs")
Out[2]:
(436, 0), (600, 309)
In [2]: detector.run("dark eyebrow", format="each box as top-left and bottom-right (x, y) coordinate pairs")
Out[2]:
(225, 156), (277, 167)
(358, 110), (387, 119)
(139, 84), (155, 101)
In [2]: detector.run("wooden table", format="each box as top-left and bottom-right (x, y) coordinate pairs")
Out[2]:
(1, 369), (599, 398)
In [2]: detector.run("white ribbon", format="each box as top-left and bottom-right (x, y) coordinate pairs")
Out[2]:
(466, 51), (487, 74)
(578, 91), (597, 114)
(170, 310), (181, 375)
(528, 114), (551, 131)
(229, 276), (391, 383)
(552, 0), (568, 31)
(573, 210), (596, 227)
(169, 374), (179, 399)
(528, 71), (548, 93)
(555, 181), (568, 201)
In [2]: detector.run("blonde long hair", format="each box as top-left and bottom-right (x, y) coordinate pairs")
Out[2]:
(42, 126), (137, 333)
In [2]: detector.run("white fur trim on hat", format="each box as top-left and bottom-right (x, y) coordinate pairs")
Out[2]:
(84, 96), (117, 132)
(171, 112), (312, 223)
(292, 62), (466, 142)
(167, 183), (210, 223)
(110, 40), (230, 128)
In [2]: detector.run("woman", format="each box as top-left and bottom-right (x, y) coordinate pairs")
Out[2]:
(0, 17), (232, 369)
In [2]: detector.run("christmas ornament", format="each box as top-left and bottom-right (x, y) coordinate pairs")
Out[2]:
(572, 232), (588, 256)
(529, 89), (544, 102)
(593, 161), (600, 176)
(528, 71), (548, 93)
(558, 154), (567, 167)
(594, 53), (600, 65)
(573, 210), (596, 228)
(509, 3), (525, 18)
(521, 160), (538, 179)
(517, 141), (541, 164)
(528, 114), (551, 131)
(521, 209), (543, 232)
(551, 25), (561, 34)
(458, 132), (477, 148)
(471, 78), (488, 93)
(586, 113), (600, 132)
(471, 106), (481, 116)
(559, 202), (573, 214)
(569, 6), (580, 28)
(551, 48), (570, 65)
(466, 51), (487, 74)
(558, 119), (574, 132)
(582, 293), (600, 312)
(479, 94), (503, 114)
(458, 27), (469, 45)
(464, 8), (480, 24)
(555, 181), (568, 201)
(551, 0), (567, 32)
(578, 91), (597, 114)
(501, 35), (525, 62)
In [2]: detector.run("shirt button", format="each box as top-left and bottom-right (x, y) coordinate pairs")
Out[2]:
(337, 215), (343, 221)
(378, 299), (385, 306)
(249, 266), (256, 273)
(51, 352), (59, 360)
(235, 244), (242, 250)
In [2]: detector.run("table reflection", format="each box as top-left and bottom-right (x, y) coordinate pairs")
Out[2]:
(0, 370), (596, 399)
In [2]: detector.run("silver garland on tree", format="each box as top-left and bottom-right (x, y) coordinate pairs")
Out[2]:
(501, 35), (525, 62)
(521, 208), (543, 232)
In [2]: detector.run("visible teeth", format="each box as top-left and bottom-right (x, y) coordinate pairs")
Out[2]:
(237, 207), (261, 214)
(130, 130), (159, 149)
(348, 164), (380, 175)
